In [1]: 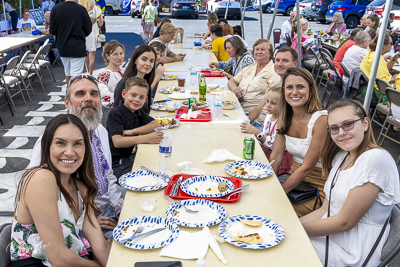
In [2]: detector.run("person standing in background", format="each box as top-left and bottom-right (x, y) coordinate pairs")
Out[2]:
(50, 0), (92, 84)
(3, 0), (18, 32)
(142, 0), (158, 39)
(79, 0), (103, 75)
(41, 0), (55, 11)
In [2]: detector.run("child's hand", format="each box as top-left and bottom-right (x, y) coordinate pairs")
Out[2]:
(240, 122), (258, 135)
(145, 132), (164, 144)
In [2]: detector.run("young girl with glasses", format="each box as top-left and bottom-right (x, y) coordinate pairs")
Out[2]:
(300, 100), (400, 266)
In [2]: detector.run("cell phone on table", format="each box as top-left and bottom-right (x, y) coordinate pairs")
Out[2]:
(134, 262), (182, 267)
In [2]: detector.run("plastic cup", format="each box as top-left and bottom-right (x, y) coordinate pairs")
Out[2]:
(178, 74), (185, 87)
(140, 198), (156, 212)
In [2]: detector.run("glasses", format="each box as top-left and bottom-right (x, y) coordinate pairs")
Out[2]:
(68, 74), (98, 87)
(327, 118), (363, 135)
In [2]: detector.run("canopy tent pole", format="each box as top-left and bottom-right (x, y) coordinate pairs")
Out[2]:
(31, 0), (34, 9)
(241, 0), (248, 39)
(2, 0), (6, 21)
(224, 0), (231, 19)
(19, 0), (21, 17)
(240, 0), (244, 39)
(259, 0), (263, 38)
(267, 0), (280, 40)
(296, 0), (301, 67)
(363, 0), (393, 111)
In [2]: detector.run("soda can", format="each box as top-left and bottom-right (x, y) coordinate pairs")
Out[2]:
(243, 137), (255, 160)
(188, 97), (197, 111)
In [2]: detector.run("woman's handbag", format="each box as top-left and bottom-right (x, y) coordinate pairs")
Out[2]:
(97, 29), (106, 43)
(277, 173), (322, 210)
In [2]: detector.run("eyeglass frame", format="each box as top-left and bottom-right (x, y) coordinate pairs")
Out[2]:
(327, 118), (363, 135)
(68, 74), (98, 88)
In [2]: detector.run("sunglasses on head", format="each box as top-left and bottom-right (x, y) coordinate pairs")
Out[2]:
(68, 74), (98, 87)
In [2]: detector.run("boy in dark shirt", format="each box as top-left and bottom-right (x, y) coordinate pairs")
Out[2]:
(107, 76), (162, 178)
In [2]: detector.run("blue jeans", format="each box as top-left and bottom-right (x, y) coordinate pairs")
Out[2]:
(251, 120), (263, 131)
(101, 204), (118, 240)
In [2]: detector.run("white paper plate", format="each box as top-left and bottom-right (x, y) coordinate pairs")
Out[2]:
(158, 86), (184, 94)
(180, 100), (208, 108)
(168, 93), (192, 100)
(119, 170), (168, 191)
(224, 160), (274, 179)
(154, 117), (180, 129)
(150, 101), (181, 111)
(161, 75), (178, 80)
(166, 199), (226, 227)
(113, 216), (179, 249)
(218, 215), (285, 249)
(222, 100), (238, 110)
(180, 175), (235, 198)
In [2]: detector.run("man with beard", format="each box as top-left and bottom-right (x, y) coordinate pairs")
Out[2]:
(29, 75), (124, 240)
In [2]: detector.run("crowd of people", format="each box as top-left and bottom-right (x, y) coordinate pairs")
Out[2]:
(3, 3), (400, 266)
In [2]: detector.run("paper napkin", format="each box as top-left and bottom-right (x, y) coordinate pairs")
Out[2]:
(177, 162), (206, 175)
(203, 149), (242, 163)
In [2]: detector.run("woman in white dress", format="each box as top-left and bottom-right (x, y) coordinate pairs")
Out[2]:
(79, 0), (103, 75)
(97, 40), (125, 108)
(301, 99), (400, 266)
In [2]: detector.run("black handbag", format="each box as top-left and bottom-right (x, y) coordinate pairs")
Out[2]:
(278, 173), (322, 210)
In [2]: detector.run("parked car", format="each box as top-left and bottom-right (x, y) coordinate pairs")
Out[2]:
(365, 0), (400, 18)
(271, 0), (295, 16)
(105, 0), (123, 15)
(131, 0), (163, 18)
(253, 0), (274, 13)
(326, 0), (374, 29)
(310, 0), (334, 22)
(207, 0), (242, 18)
(170, 0), (199, 18)
(300, 0), (315, 20)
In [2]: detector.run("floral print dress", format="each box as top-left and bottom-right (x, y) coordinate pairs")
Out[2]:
(10, 179), (90, 266)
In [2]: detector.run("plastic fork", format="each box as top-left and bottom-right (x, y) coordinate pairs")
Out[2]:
(223, 186), (250, 200)
(165, 196), (199, 214)
(120, 223), (145, 244)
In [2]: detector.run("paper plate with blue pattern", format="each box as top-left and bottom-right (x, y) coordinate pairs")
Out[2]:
(113, 216), (179, 250)
(224, 160), (274, 179)
(158, 86), (184, 94)
(180, 175), (235, 198)
(218, 215), (285, 249)
(119, 170), (169, 191)
(165, 198), (226, 228)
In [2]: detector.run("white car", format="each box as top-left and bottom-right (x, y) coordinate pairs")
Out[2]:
(253, 0), (273, 13)
(207, 0), (242, 18)
(299, 0), (314, 20)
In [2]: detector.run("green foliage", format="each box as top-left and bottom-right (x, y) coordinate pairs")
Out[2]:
(1, 0), (40, 13)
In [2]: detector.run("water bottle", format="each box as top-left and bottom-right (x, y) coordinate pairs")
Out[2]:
(190, 68), (197, 90)
(214, 95), (223, 119)
(177, 33), (181, 43)
(159, 133), (172, 173)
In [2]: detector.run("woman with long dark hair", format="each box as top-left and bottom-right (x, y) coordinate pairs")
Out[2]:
(301, 100), (400, 266)
(10, 114), (110, 266)
(113, 45), (156, 111)
(270, 68), (328, 217)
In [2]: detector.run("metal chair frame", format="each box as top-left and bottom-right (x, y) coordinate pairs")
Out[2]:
(321, 52), (344, 106)
(273, 28), (281, 48)
(371, 78), (392, 127)
(22, 45), (46, 91)
(0, 57), (27, 110)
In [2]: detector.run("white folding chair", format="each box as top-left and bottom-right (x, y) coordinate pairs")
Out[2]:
(0, 57), (27, 110)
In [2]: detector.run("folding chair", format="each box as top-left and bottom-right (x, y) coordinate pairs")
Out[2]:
(273, 28), (281, 48)
(378, 204), (400, 266)
(27, 38), (49, 60)
(285, 33), (292, 47)
(303, 48), (326, 78)
(0, 57), (27, 110)
(376, 88), (400, 163)
(371, 78), (391, 127)
(319, 47), (333, 60)
(321, 52), (343, 106)
(22, 45), (46, 91)
(37, 43), (56, 83)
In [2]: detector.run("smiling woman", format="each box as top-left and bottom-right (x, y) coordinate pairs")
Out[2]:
(10, 114), (111, 266)
(270, 67), (327, 217)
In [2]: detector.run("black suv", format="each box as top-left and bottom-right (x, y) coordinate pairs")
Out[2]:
(310, 0), (334, 22)
(170, 0), (199, 18)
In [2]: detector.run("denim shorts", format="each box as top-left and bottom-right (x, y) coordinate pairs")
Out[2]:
(60, 57), (85, 76)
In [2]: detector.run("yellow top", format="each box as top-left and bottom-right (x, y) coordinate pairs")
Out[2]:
(360, 50), (391, 90)
(212, 37), (230, 62)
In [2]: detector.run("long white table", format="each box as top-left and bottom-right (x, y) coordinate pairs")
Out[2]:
(106, 35), (322, 267)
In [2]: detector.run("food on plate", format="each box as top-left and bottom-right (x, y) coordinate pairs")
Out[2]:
(218, 181), (228, 192)
(190, 91), (198, 94)
(207, 86), (227, 92)
(191, 181), (223, 194)
(183, 100), (206, 106)
(223, 101), (237, 107)
(169, 87), (181, 91)
(155, 118), (177, 127)
(241, 220), (263, 227)
(232, 166), (248, 176)
(231, 165), (267, 177)
(163, 74), (178, 79)
(211, 68), (223, 72)
(233, 233), (264, 244)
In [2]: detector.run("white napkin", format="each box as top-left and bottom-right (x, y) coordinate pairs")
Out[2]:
(179, 110), (204, 119)
(209, 232), (228, 264)
(160, 227), (210, 260)
(177, 161), (206, 175)
(203, 149), (242, 163)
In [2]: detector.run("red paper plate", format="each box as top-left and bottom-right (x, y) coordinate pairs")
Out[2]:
(164, 174), (243, 203)
(175, 108), (212, 122)
(200, 70), (225, 77)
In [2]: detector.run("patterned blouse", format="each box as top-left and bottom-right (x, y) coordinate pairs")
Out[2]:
(10, 178), (90, 266)
(219, 51), (255, 77)
(233, 61), (281, 124)
(97, 67), (125, 108)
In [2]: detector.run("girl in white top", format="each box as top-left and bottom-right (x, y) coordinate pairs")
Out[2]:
(97, 40), (126, 108)
(270, 68), (328, 217)
(301, 99), (400, 266)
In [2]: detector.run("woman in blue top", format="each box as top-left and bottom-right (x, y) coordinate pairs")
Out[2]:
(209, 36), (255, 79)
(10, 114), (110, 266)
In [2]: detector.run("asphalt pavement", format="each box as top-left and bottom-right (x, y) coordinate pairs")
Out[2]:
(0, 11), (399, 225)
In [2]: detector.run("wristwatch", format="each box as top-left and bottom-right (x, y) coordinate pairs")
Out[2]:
(256, 132), (263, 140)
